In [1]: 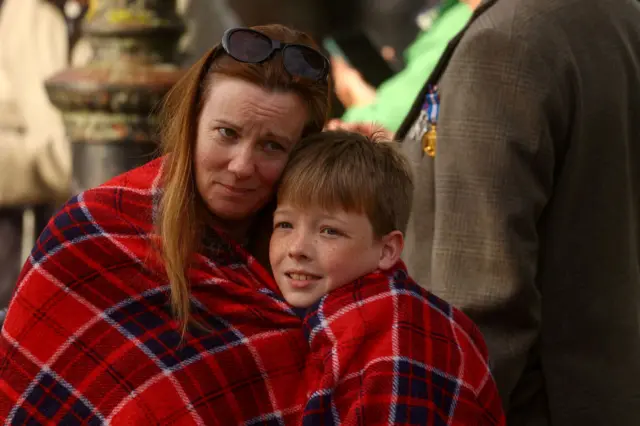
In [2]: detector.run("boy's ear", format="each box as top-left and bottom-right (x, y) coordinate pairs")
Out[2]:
(377, 230), (404, 270)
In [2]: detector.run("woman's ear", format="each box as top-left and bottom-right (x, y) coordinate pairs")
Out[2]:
(377, 230), (404, 270)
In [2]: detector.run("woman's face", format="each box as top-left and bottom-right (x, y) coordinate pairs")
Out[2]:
(194, 76), (309, 222)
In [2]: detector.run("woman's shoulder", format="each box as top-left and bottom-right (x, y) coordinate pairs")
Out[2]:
(64, 157), (164, 236)
(0, 160), (174, 424)
(15, 157), (166, 307)
(32, 157), (164, 261)
(97, 157), (165, 194)
(6, 158), (168, 341)
(86, 156), (164, 213)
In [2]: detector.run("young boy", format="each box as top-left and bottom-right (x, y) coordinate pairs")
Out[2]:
(270, 130), (505, 425)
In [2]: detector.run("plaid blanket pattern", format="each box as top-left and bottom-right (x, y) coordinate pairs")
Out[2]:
(301, 265), (505, 425)
(0, 158), (504, 425)
(0, 159), (308, 425)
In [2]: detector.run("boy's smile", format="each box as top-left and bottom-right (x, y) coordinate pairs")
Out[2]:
(284, 271), (322, 289)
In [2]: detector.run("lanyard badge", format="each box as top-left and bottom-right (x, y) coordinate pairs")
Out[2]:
(420, 85), (439, 157)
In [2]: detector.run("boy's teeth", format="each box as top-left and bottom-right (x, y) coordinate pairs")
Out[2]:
(290, 273), (315, 281)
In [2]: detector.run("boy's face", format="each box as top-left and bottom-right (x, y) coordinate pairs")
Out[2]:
(269, 203), (401, 308)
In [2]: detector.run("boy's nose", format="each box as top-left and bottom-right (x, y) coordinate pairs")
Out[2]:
(287, 231), (311, 260)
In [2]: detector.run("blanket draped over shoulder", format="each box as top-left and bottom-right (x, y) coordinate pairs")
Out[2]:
(301, 265), (505, 425)
(0, 158), (504, 425)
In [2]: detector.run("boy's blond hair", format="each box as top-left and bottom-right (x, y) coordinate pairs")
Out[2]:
(278, 130), (414, 237)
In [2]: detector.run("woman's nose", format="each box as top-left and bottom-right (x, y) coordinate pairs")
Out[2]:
(228, 143), (256, 179)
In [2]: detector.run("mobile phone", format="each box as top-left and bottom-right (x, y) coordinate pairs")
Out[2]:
(322, 37), (348, 61)
(322, 30), (397, 87)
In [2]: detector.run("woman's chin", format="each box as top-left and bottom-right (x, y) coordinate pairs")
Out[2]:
(206, 203), (262, 223)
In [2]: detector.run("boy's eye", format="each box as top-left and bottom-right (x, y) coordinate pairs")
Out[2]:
(218, 127), (238, 138)
(274, 221), (293, 230)
(320, 227), (341, 236)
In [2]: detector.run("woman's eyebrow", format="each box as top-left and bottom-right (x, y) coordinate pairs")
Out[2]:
(209, 118), (240, 129)
(263, 131), (294, 145)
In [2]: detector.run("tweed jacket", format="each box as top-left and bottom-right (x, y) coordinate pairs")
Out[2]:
(397, 0), (640, 425)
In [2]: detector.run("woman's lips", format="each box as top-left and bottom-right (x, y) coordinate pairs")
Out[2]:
(218, 183), (256, 194)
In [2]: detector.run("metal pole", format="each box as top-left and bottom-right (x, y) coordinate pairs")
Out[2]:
(45, 0), (185, 191)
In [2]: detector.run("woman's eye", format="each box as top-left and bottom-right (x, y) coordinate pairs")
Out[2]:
(218, 128), (237, 139)
(274, 221), (293, 230)
(264, 141), (285, 152)
(320, 227), (341, 236)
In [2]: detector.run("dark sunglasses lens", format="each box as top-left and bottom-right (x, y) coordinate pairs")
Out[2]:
(228, 30), (272, 62)
(283, 46), (326, 80)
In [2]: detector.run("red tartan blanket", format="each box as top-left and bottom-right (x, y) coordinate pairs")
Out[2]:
(0, 158), (505, 425)
(301, 266), (505, 425)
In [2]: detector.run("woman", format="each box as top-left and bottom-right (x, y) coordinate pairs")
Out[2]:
(0, 24), (330, 424)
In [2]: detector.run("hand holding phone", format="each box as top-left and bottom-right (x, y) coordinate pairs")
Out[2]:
(322, 31), (396, 87)
(330, 56), (377, 108)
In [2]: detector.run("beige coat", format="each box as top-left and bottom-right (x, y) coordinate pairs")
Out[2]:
(398, 0), (640, 424)
(0, 0), (72, 206)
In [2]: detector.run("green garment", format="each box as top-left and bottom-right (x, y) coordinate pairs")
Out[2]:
(342, 0), (472, 132)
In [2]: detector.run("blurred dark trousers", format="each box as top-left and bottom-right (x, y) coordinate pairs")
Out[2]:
(0, 207), (22, 309)
(0, 205), (54, 309)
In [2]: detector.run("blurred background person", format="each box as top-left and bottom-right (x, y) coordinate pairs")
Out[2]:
(230, 0), (443, 121)
(177, 0), (239, 64)
(0, 0), (78, 310)
(330, 0), (474, 133)
(395, 0), (640, 423)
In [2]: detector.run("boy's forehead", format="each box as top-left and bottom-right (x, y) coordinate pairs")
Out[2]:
(275, 203), (343, 215)
(274, 203), (369, 223)
(275, 204), (331, 216)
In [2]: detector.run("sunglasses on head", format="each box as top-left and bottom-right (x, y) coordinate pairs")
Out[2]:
(221, 27), (330, 82)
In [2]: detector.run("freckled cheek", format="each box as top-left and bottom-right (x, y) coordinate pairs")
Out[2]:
(319, 244), (342, 269)
(269, 234), (288, 264)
